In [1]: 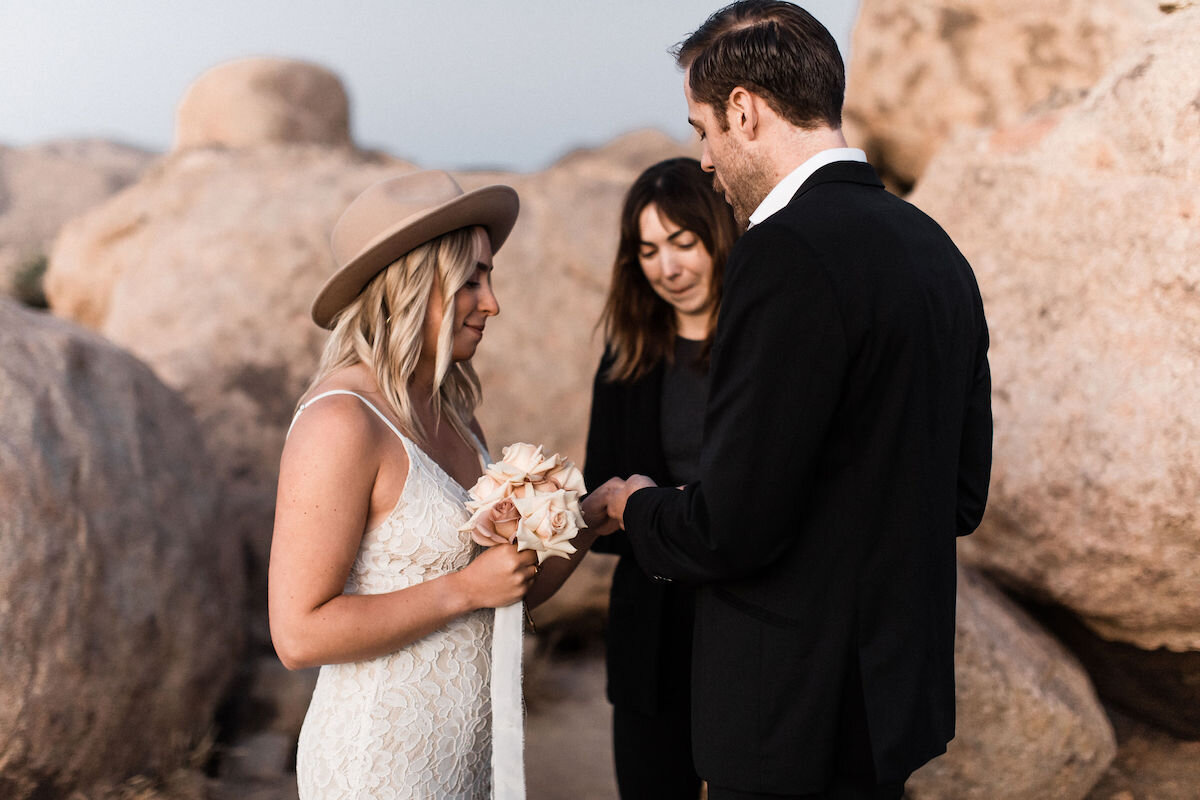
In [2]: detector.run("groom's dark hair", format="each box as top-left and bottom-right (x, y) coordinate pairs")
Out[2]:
(675, 0), (844, 132)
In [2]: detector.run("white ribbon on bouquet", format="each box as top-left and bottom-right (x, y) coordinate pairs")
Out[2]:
(490, 601), (526, 800)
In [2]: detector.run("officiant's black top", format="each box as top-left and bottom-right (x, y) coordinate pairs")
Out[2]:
(660, 337), (709, 486)
(585, 337), (708, 715)
(623, 161), (993, 794)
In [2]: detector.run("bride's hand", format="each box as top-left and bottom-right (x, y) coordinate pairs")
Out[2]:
(455, 544), (538, 609)
(581, 477), (626, 536)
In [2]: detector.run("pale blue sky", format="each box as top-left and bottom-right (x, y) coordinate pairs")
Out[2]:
(0, 1), (858, 172)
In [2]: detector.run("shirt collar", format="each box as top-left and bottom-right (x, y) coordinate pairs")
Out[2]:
(748, 147), (868, 228)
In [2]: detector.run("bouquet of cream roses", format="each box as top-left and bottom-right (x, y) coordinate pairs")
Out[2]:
(459, 442), (587, 563)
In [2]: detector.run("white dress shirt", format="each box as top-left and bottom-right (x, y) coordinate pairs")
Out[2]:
(748, 147), (868, 228)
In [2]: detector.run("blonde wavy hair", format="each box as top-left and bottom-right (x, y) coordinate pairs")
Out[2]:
(304, 226), (483, 447)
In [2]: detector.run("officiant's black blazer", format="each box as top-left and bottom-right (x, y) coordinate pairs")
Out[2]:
(624, 161), (992, 794)
(583, 353), (694, 715)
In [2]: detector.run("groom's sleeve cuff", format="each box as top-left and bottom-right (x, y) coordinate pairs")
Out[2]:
(623, 486), (674, 581)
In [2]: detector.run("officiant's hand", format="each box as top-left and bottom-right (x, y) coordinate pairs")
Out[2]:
(608, 474), (658, 529)
(580, 477), (626, 537)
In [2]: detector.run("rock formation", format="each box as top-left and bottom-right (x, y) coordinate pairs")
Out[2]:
(845, 0), (1161, 190)
(908, 568), (1116, 799)
(909, 6), (1200, 654)
(1086, 711), (1200, 800)
(174, 58), (351, 151)
(0, 139), (154, 302)
(907, 4), (1200, 744)
(1031, 602), (1200, 739)
(0, 299), (242, 798)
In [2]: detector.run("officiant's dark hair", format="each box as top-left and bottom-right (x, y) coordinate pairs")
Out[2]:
(676, 0), (844, 132)
(599, 157), (738, 383)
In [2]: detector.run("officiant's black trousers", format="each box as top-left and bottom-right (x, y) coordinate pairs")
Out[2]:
(612, 704), (701, 799)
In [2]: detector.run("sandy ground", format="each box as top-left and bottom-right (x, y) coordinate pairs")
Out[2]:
(525, 642), (619, 800)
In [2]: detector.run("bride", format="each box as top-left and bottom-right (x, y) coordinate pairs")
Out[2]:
(268, 170), (620, 799)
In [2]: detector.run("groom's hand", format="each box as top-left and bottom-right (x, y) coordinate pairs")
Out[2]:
(610, 474), (657, 530)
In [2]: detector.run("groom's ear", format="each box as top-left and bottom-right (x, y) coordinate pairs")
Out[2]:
(726, 86), (759, 140)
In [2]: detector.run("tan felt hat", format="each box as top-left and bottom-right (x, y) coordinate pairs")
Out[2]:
(311, 170), (519, 328)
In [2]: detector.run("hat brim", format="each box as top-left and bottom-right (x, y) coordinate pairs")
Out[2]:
(311, 184), (519, 329)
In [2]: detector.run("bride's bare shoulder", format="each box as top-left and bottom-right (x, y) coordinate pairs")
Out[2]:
(286, 366), (386, 457)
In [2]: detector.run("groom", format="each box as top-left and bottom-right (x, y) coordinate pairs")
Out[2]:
(607, 2), (992, 799)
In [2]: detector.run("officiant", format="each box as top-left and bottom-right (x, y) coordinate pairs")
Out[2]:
(584, 157), (739, 799)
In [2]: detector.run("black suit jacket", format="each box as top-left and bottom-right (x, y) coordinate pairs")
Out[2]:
(584, 353), (694, 714)
(624, 161), (992, 793)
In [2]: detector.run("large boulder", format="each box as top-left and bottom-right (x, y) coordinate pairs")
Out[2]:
(0, 299), (242, 798)
(174, 58), (351, 151)
(908, 8), (1200, 653)
(0, 139), (154, 302)
(844, 0), (1161, 190)
(908, 567), (1115, 799)
(1030, 601), (1200, 739)
(1087, 711), (1200, 800)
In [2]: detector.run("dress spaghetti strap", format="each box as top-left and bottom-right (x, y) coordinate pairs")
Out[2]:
(287, 389), (408, 441)
(288, 388), (488, 472)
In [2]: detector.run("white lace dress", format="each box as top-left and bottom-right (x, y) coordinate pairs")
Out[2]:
(293, 391), (492, 799)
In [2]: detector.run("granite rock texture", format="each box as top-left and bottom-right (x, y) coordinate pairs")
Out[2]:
(0, 299), (242, 798)
(845, 0), (1161, 189)
(174, 58), (351, 151)
(908, 567), (1116, 799)
(909, 8), (1200, 652)
(0, 139), (153, 301)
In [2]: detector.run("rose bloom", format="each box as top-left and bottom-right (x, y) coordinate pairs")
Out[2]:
(462, 496), (520, 546)
(485, 497), (521, 543)
(543, 461), (585, 494)
(464, 472), (509, 512)
(543, 508), (573, 541)
(500, 442), (544, 473)
(489, 460), (532, 487)
(514, 489), (582, 562)
(460, 443), (587, 560)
